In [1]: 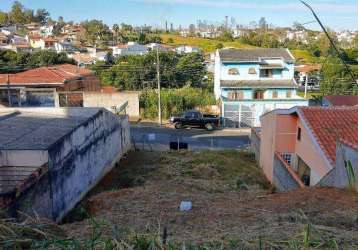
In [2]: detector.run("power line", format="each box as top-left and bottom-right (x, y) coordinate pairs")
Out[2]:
(300, 0), (357, 86)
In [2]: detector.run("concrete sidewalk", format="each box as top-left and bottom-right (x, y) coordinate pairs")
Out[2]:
(130, 121), (252, 134)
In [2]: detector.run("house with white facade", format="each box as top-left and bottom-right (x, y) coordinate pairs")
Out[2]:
(39, 25), (54, 37)
(175, 45), (200, 54)
(54, 41), (77, 53)
(214, 48), (308, 128)
(111, 42), (148, 57)
(146, 43), (173, 52)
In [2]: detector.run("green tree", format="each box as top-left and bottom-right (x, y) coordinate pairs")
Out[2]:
(9, 1), (27, 24)
(0, 11), (9, 25)
(216, 43), (224, 49)
(320, 57), (357, 95)
(176, 53), (206, 87)
(0, 49), (75, 73)
(82, 19), (112, 47)
(145, 35), (162, 44)
(352, 34), (358, 48)
(23, 9), (35, 23)
(112, 24), (120, 44)
(35, 8), (50, 24)
(138, 32), (146, 44)
(219, 30), (233, 42)
(95, 51), (206, 90)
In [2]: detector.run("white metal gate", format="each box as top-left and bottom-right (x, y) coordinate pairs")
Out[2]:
(224, 103), (255, 128)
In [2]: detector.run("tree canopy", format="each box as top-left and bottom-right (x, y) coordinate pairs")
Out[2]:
(0, 1), (50, 26)
(90, 51), (207, 90)
(0, 50), (75, 73)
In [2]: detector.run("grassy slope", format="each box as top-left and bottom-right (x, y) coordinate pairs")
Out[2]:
(161, 34), (255, 53)
(61, 150), (358, 249)
(291, 49), (322, 64)
(2, 150), (358, 249)
(161, 34), (322, 65)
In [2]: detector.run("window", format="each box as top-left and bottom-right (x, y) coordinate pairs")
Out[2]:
(254, 90), (264, 100)
(248, 67), (257, 74)
(228, 68), (239, 75)
(272, 90), (278, 99)
(260, 69), (273, 78)
(281, 153), (292, 165)
(286, 90), (292, 98)
(297, 127), (301, 141)
(228, 91), (244, 100)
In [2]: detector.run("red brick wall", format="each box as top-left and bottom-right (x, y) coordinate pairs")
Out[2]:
(57, 74), (101, 92)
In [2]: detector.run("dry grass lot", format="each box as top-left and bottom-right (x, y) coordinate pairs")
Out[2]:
(61, 150), (358, 249)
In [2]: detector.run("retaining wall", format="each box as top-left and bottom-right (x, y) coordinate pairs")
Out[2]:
(273, 154), (302, 192)
(12, 110), (131, 222)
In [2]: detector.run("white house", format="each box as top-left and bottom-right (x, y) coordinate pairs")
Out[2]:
(175, 45), (200, 54)
(0, 26), (17, 36)
(146, 43), (173, 52)
(54, 41), (77, 53)
(111, 42), (148, 57)
(286, 30), (308, 44)
(40, 25), (54, 37)
(214, 48), (308, 128)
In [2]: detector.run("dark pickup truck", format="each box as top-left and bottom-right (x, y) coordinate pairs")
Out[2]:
(170, 110), (220, 131)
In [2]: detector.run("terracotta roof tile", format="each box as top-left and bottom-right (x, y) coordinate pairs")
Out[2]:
(0, 64), (94, 86)
(324, 95), (358, 106)
(298, 107), (358, 164)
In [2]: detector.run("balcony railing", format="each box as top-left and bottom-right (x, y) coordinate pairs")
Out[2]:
(275, 151), (306, 188)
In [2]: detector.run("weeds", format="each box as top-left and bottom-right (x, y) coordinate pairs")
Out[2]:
(345, 160), (358, 192)
(1, 213), (358, 249)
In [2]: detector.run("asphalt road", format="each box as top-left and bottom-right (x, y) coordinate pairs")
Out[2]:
(130, 126), (250, 151)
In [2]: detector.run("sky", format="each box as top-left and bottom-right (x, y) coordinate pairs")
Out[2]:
(1, 0), (358, 31)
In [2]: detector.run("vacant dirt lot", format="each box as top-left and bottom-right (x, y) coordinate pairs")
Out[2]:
(62, 150), (358, 249)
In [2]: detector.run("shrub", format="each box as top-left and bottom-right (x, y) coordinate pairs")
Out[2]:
(140, 87), (216, 119)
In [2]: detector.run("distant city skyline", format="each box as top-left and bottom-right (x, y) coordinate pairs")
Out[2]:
(1, 0), (358, 31)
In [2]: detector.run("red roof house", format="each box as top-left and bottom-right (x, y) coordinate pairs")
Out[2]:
(323, 95), (358, 107)
(0, 64), (100, 91)
(258, 106), (358, 191)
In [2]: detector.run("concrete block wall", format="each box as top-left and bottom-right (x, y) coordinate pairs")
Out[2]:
(48, 110), (130, 221)
(330, 142), (358, 188)
(273, 154), (301, 192)
(250, 128), (261, 163)
(10, 109), (131, 222)
(83, 92), (140, 120)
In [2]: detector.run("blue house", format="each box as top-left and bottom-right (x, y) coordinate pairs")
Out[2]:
(214, 48), (308, 128)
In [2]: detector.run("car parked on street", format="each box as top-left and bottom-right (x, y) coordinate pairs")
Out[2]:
(170, 110), (219, 131)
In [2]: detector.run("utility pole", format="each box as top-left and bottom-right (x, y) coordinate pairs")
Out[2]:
(304, 74), (308, 99)
(7, 74), (11, 107)
(156, 46), (162, 125)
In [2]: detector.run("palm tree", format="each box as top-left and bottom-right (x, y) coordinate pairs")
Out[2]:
(112, 24), (120, 44)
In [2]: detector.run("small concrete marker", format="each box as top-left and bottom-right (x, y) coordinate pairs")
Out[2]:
(179, 201), (192, 211)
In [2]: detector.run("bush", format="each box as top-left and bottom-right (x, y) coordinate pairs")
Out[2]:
(140, 87), (216, 119)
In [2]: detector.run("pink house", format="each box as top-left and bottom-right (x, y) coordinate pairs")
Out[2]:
(255, 106), (358, 191)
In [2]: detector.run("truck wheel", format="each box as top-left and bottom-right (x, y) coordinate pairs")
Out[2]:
(174, 122), (182, 129)
(205, 123), (214, 131)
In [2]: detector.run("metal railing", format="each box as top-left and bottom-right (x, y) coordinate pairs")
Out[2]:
(112, 101), (128, 115)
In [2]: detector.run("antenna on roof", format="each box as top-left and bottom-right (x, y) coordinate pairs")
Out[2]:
(300, 0), (357, 85)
